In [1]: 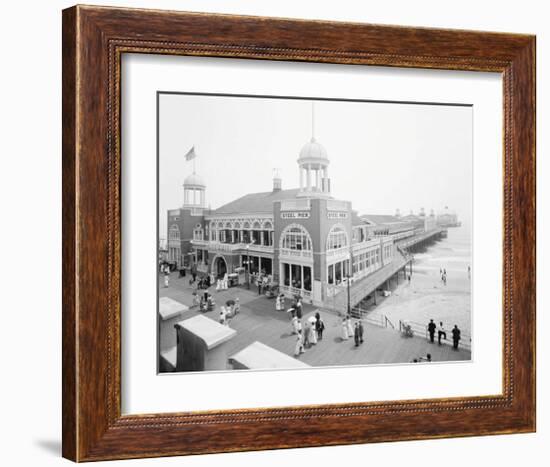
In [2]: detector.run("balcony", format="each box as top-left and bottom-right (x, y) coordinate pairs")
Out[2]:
(326, 246), (350, 262)
(191, 240), (274, 255)
(280, 284), (312, 300)
(279, 248), (313, 262)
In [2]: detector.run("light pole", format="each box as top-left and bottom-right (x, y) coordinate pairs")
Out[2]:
(346, 274), (351, 316)
(245, 240), (255, 290)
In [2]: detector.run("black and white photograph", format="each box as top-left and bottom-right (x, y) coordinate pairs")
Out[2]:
(157, 93), (473, 373)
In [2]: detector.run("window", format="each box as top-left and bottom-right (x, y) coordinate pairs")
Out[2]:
(283, 263), (290, 286)
(168, 224), (180, 241)
(281, 224), (312, 251)
(326, 225), (348, 250)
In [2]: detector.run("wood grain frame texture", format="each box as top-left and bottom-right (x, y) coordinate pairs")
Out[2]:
(62, 4), (536, 462)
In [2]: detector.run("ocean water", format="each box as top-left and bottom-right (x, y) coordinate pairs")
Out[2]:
(380, 224), (472, 336)
(414, 224), (472, 275)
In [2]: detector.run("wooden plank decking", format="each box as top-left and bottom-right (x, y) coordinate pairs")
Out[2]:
(159, 273), (470, 369)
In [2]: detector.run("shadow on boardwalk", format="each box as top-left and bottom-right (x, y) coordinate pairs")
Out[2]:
(159, 273), (471, 369)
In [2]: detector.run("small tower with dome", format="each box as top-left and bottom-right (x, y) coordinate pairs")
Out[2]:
(183, 172), (206, 209)
(297, 103), (331, 198)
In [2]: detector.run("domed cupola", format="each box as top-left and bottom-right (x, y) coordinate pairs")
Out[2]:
(297, 103), (331, 198)
(298, 138), (329, 164)
(182, 146), (206, 208)
(183, 173), (206, 189)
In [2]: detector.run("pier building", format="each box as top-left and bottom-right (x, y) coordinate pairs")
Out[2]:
(166, 134), (445, 310)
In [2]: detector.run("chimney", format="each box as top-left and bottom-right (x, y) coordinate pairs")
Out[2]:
(419, 207), (426, 217)
(430, 208), (435, 217)
(395, 208), (401, 218)
(273, 168), (282, 192)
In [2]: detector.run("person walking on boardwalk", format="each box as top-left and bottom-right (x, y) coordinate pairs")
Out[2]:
(291, 315), (300, 335)
(295, 297), (303, 319)
(294, 330), (305, 356)
(428, 319), (437, 343)
(315, 312), (325, 340)
(163, 264), (170, 288)
(303, 321), (311, 348)
(275, 294), (282, 311)
(346, 315), (354, 337)
(452, 325), (461, 349)
(358, 320), (364, 344)
(310, 321), (317, 345)
(438, 321), (447, 345)
(354, 322), (360, 347)
(341, 317), (349, 341)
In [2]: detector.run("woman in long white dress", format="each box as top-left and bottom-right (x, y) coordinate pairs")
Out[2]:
(346, 316), (354, 337)
(291, 316), (299, 335)
(341, 318), (349, 340)
(310, 321), (317, 345)
(294, 330), (304, 356)
(275, 295), (282, 311)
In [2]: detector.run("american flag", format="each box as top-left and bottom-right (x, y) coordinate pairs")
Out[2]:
(184, 146), (196, 161)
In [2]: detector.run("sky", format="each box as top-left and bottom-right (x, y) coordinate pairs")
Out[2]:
(158, 93), (472, 238)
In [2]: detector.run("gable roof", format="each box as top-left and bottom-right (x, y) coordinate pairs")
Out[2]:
(351, 210), (364, 226)
(213, 188), (301, 214)
(360, 214), (403, 225)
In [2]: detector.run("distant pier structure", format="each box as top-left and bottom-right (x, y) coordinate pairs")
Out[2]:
(436, 206), (462, 228)
(325, 209), (447, 315)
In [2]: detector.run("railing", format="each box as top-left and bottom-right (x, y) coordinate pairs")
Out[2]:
(326, 247), (350, 261)
(191, 240), (274, 254)
(351, 308), (395, 329)
(398, 228), (445, 250)
(350, 308), (471, 351)
(248, 243), (274, 253)
(279, 248), (313, 260)
(280, 285), (312, 300)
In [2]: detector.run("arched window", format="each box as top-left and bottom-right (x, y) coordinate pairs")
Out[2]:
(193, 226), (204, 241)
(168, 224), (180, 241)
(326, 225), (348, 250)
(252, 221), (262, 230)
(263, 220), (273, 230)
(280, 224), (312, 251)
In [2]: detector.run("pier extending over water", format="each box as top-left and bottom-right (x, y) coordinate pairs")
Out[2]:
(325, 228), (447, 312)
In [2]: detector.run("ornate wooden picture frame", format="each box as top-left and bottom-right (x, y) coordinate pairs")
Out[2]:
(62, 5), (535, 462)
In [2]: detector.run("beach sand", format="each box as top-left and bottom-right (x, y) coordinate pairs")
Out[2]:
(374, 262), (471, 338)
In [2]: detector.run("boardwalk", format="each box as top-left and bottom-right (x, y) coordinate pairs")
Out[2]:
(159, 273), (470, 369)
(328, 253), (410, 311)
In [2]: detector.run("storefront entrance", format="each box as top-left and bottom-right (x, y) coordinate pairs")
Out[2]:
(213, 256), (227, 278)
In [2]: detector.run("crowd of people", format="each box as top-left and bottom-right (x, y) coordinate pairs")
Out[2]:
(339, 315), (364, 347)
(427, 319), (462, 349)
(292, 311), (326, 357)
